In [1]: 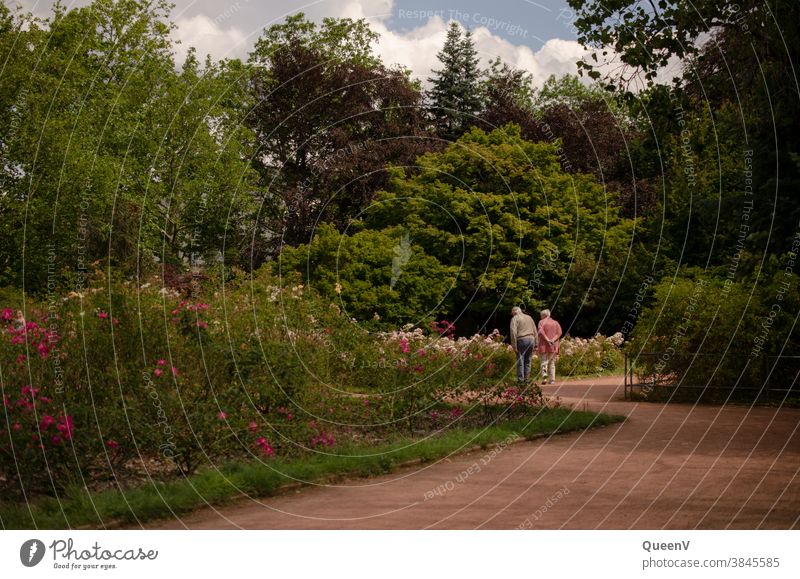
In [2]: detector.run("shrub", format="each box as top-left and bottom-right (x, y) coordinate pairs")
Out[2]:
(557, 333), (625, 376)
(0, 270), (562, 496)
(627, 269), (800, 397)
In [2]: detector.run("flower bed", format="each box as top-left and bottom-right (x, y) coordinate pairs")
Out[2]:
(0, 269), (624, 497)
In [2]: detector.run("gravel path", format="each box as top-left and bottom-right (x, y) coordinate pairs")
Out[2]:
(145, 375), (800, 529)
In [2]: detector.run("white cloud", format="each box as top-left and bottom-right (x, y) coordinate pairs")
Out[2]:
(370, 15), (599, 87)
(172, 14), (249, 64)
(372, 15), (451, 82)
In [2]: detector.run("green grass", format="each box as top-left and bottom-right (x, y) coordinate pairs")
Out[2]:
(0, 407), (624, 529)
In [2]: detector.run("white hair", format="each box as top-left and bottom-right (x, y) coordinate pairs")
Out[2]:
(540, 309), (551, 319)
(511, 306), (522, 316)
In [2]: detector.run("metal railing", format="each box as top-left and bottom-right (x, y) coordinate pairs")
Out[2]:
(624, 352), (800, 402)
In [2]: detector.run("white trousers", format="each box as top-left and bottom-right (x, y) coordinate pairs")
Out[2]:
(539, 352), (557, 383)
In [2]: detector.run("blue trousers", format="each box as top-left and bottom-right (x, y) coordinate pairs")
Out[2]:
(515, 336), (535, 383)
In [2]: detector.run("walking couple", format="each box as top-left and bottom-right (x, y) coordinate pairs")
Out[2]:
(509, 306), (562, 385)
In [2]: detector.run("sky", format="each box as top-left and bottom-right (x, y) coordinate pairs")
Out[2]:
(12, 0), (609, 87)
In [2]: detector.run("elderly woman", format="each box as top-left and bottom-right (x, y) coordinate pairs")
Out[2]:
(537, 309), (562, 384)
(510, 306), (537, 384)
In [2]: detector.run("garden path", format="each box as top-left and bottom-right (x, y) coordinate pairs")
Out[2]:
(146, 375), (800, 529)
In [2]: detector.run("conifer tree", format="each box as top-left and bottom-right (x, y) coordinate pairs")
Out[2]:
(427, 21), (483, 140)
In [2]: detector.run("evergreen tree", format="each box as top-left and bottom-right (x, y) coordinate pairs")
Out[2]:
(427, 22), (483, 140)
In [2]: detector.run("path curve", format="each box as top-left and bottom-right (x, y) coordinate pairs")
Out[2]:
(145, 375), (800, 529)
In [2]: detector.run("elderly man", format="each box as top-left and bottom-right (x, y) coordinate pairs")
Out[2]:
(510, 306), (537, 384)
(537, 309), (562, 384)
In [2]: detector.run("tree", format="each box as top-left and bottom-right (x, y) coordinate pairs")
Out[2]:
(567, 0), (800, 257)
(247, 14), (434, 260)
(0, 1), (258, 288)
(479, 58), (539, 138)
(528, 75), (651, 217)
(427, 22), (483, 140)
(363, 125), (641, 335)
(279, 224), (456, 325)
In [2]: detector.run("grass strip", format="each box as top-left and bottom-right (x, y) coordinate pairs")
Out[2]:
(0, 407), (624, 529)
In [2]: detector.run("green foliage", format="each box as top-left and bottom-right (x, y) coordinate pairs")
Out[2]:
(1, 268), (561, 495)
(250, 12), (380, 68)
(557, 334), (625, 376)
(568, 0), (800, 259)
(247, 13), (430, 254)
(0, 1), (258, 288)
(628, 268), (800, 395)
(279, 224), (457, 325)
(365, 125), (640, 334)
(535, 74), (616, 114)
(427, 22), (484, 140)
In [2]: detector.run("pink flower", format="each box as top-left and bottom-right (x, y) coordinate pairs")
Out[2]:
(98, 311), (109, 319)
(197, 321), (208, 328)
(40, 415), (57, 430)
(157, 359), (166, 366)
(154, 368), (163, 377)
(1, 308), (13, 321)
(56, 415), (74, 440)
(310, 432), (336, 448)
(413, 364), (424, 373)
(398, 338), (410, 354)
(171, 367), (179, 377)
(51, 435), (62, 445)
(12, 422), (21, 431)
(217, 411), (228, 421)
(362, 398), (369, 406)
(255, 437), (274, 456)
(106, 439), (119, 450)
(430, 410), (439, 419)
(37, 342), (49, 358)
(450, 408), (464, 418)
(16, 354), (27, 364)
(416, 348), (426, 357)
(248, 421), (258, 432)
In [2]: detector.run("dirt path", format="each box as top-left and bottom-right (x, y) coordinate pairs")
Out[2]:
(145, 376), (800, 529)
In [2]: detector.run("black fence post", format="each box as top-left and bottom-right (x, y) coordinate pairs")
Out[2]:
(624, 353), (628, 400)
(764, 355), (771, 404)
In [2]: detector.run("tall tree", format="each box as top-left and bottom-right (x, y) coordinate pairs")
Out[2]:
(427, 22), (483, 140)
(247, 14), (433, 261)
(531, 75), (650, 216)
(0, 0), (258, 288)
(567, 0), (800, 257)
(479, 58), (539, 138)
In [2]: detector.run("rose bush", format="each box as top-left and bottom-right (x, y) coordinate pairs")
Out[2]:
(1, 268), (625, 496)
